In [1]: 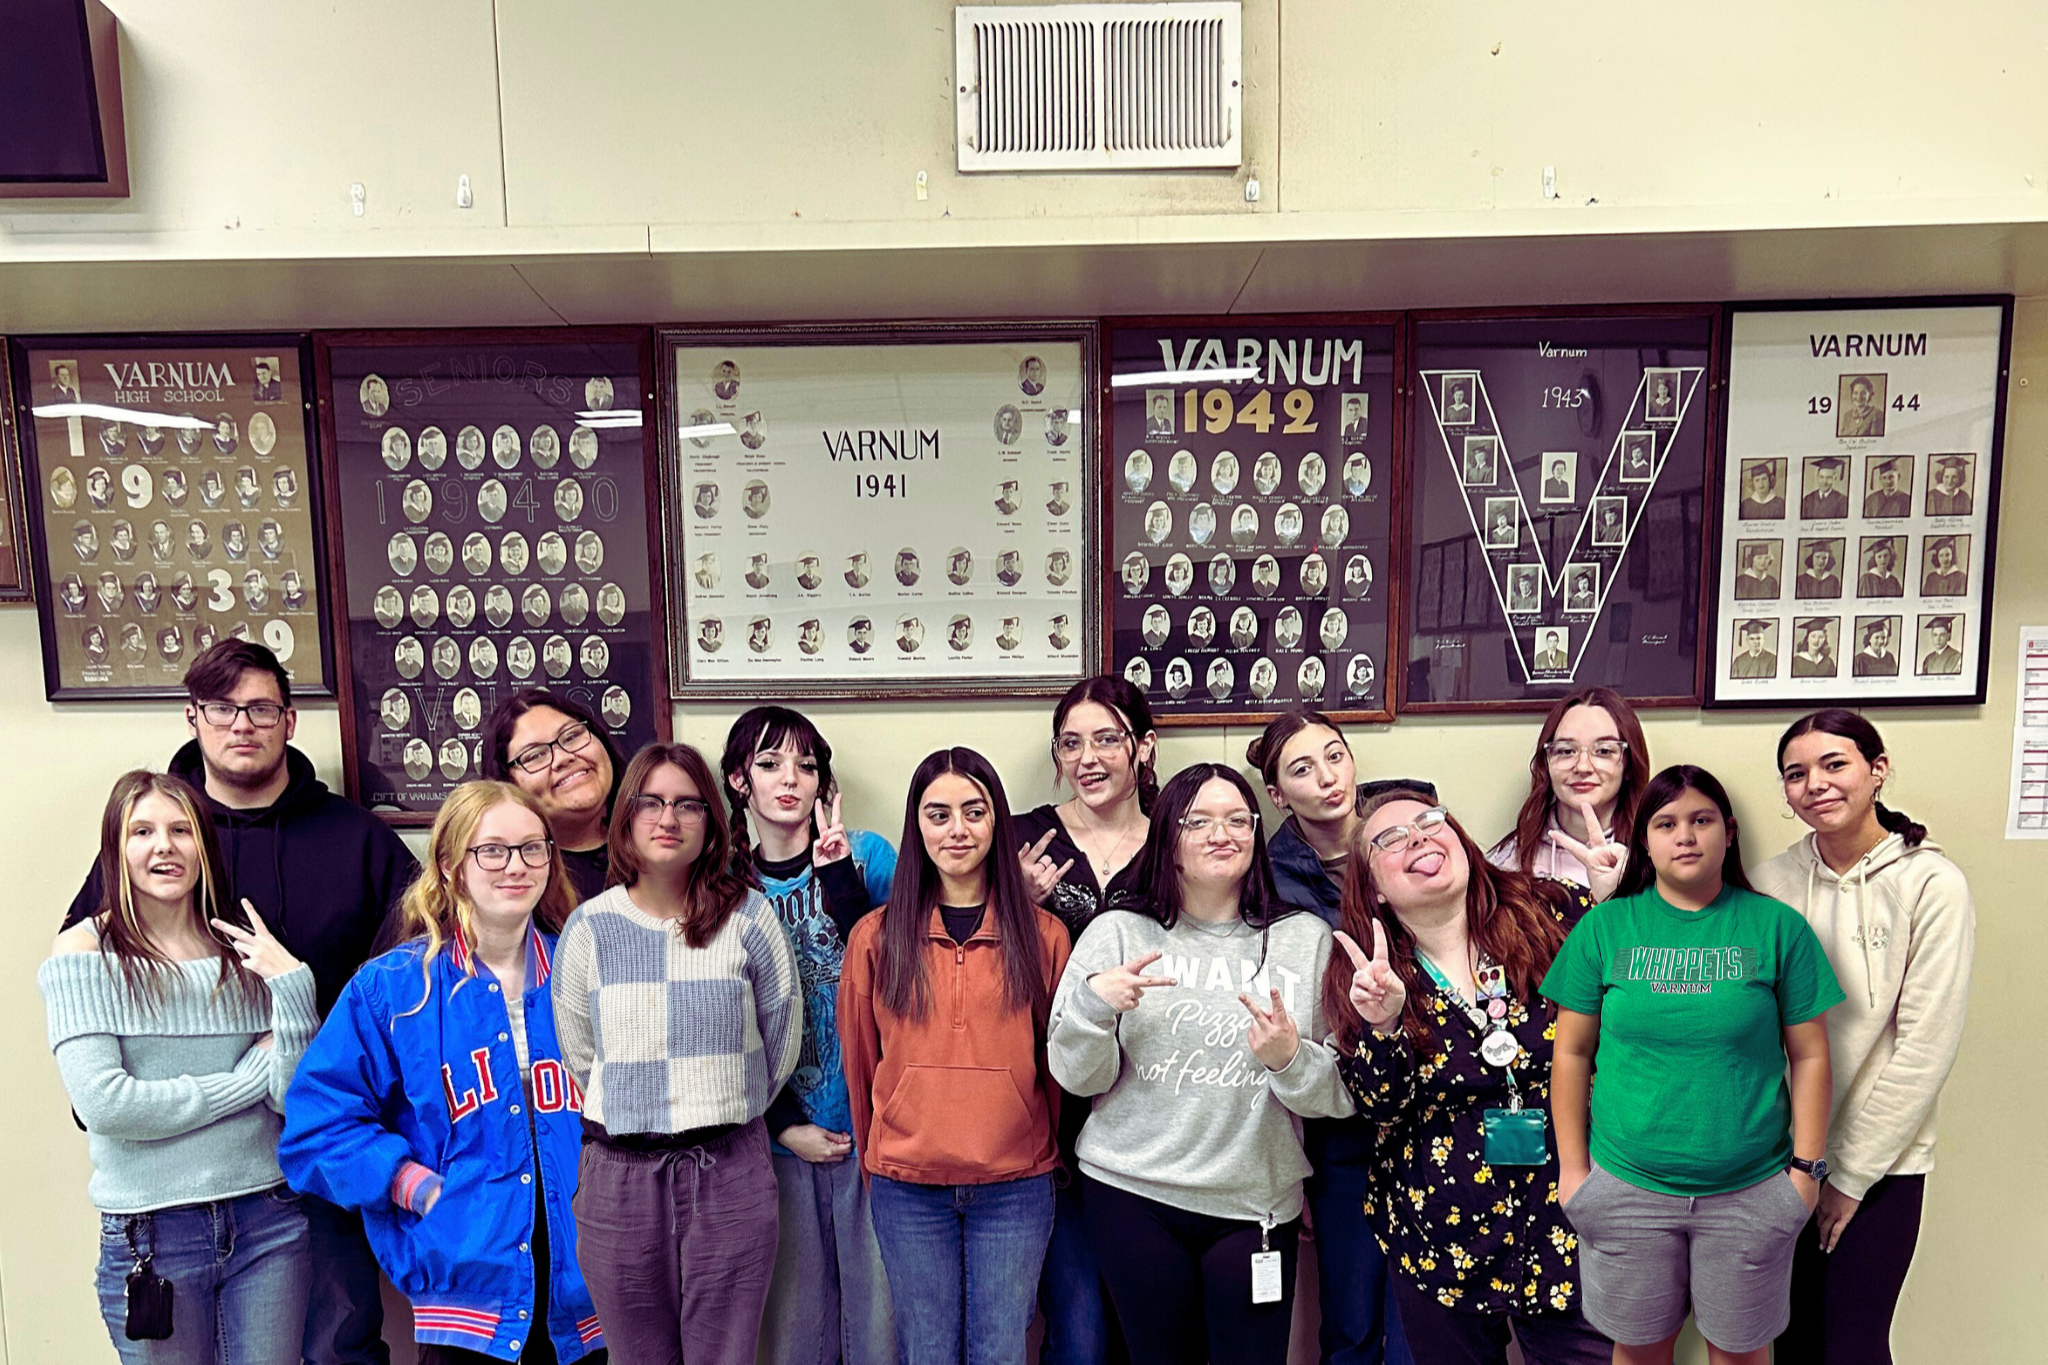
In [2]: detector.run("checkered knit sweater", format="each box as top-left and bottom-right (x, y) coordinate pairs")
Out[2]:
(552, 885), (802, 1136)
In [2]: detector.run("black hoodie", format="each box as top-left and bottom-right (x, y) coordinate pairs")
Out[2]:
(62, 742), (419, 1016)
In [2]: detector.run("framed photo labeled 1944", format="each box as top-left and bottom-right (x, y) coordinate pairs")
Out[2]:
(1708, 296), (2011, 707)
(1400, 307), (1719, 713)
(661, 321), (1097, 699)
(1103, 315), (1401, 725)
(316, 329), (669, 820)
(7, 333), (334, 699)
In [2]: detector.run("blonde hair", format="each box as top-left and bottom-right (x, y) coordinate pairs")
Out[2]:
(393, 781), (577, 1018)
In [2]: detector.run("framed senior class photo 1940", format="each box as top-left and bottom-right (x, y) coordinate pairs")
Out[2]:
(1708, 296), (2011, 708)
(1400, 306), (1720, 713)
(1103, 314), (1401, 726)
(8, 332), (336, 700)
(659, 320), (1098, 700)
(315, 328), (670, 822)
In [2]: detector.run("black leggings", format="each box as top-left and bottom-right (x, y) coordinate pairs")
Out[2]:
(1776, 1174), (1924, 1365)
(1081, 1174), (1299, 1365)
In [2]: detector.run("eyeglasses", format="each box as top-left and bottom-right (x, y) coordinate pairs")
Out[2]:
(196, 700), (287, 729)
(1179, 812), (1258, 839)
(628, 794), (712, 824)
(1368, 806), (1451, 853)
(1055, 730), (1132, 759)
(467, 839), (554, 871)
(511, 722), (593, 774)
(1545, 740), (1628, 767)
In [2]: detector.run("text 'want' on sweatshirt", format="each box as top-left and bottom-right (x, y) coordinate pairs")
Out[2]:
(1048, 908), (1352, 1224)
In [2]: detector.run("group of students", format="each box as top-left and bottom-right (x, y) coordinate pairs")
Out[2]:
(43, 637), (1974, 1365)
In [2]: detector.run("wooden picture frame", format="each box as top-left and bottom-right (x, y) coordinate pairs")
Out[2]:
(0, 352), (32, 601)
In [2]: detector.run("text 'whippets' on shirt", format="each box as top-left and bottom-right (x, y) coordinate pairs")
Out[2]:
(1048, 909), (1352, 1224)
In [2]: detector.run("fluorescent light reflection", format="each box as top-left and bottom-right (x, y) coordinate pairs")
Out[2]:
(1109, 367), (1260, 388)
(33, 403), (214, 429)
(675, 422), (736, 440)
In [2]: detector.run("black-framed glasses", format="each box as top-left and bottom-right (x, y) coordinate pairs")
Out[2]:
(1368, 806), (1451, 853)
(467, 838), (554, 871)
(196, 700), (287, 729)
(628, 794), (711, 825)
(511, 721), (592, 774)
(1544, 740), (1628, 767)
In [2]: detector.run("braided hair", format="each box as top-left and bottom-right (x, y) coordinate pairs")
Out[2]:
(718, 705), (838, 883)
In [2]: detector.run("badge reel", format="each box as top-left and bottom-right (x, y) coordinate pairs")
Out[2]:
(1428, 953), (1547, 1167)
(1250, 1215), (1283, 1304)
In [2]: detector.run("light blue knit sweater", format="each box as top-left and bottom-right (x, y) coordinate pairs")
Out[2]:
(40, 951), (318, 1214)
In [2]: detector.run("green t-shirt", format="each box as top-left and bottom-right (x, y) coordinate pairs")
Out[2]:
(1539, 883), (1844, 1196)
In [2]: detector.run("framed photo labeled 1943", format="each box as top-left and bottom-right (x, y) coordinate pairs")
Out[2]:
(316, 329), (669, 820)
(1103, 315), (1401, 725)
(7, 333), (334, 700)
(1400, 307), (1720, 713)
(1708, 296), (2011, 707)
(660, 321), (1097, 699)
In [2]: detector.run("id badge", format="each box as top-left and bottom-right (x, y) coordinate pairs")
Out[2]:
(1482, 1107), (1548, 1166)
(1250, 1251), (1283, 1303)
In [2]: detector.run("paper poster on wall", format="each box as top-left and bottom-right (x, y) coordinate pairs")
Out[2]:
(662, 322), (1097, 699)
(1709, 298), (2011, 707)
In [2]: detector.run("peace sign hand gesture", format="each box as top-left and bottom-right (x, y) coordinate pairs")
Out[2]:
(1240, 988), (1301, 1071)
(812, 792), (851, 867)
(1334, 920), (1406, 1032)
(1548, 797), (1627, 902)
(1018, 828), (1076, 906)
(211, 900), (304, 981)
(1087, 949), (1176, 1013)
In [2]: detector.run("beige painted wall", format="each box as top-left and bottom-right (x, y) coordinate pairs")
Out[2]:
(3, 2), (2046, 1361)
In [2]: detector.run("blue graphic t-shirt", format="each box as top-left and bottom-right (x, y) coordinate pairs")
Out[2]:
(756, 829), (896, 1138)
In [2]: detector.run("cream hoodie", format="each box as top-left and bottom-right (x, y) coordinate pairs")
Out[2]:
(1753, 831), (1975, 1201)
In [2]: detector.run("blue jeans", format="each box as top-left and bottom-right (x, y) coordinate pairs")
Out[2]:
(762, 1151), (900, 1365)
(869, 1173), (1054, 1365)
(93, 1185), (312, 1365)
(1306, 1150), (1411, 1365)
(1035, 1176), (1117, 1365)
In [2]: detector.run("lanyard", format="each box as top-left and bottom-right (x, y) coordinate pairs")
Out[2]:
(1414, 949), (1525, 1109)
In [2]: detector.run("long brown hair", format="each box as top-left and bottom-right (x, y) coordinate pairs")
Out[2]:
(607, 742), (751, 948)
(1324, 789), (1568, 1051)
(1500, 687), (1650, 875)
(91, 770), (262, 1011)
(876, 747), (1049, 1023)
(391, 781), (578, 1017)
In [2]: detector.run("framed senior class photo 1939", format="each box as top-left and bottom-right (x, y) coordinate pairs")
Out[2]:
(658, 320), (1099, 701)
(1707, 296), (2011, 709)
(8, 331), (336, 701)
(1102, 313), (1402, 727)
(314, 328), (671, 823)
(1398, 305), (1721, 714)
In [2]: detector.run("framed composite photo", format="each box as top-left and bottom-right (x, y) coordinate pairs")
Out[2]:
(1103, 314), (1400, 725)
(660, 321), (1097, 699)
(7, 332), (334, 700)
(1399, 307), (1719, 713)
(316, 329), (669, 820)
(1708, 297), (2011, 707)
(0, 355), (30, 600)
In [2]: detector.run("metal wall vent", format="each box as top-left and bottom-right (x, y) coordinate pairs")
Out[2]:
(955, 3), (1242, 172)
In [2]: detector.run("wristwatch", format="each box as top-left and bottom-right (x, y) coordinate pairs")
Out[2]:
(1788, 1155), (1829, 1182)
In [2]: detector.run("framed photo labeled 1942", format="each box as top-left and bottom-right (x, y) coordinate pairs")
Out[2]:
(1400, 307), (1720, 713)
(1103, 315), (1401, 725)
(660, 321), (1097, 699)
(7, 333), (334, 699)
(316, 329), (669, 820)
(1708, 296), (2011, 707)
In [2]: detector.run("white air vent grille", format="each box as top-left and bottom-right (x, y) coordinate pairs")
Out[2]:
(956, 4), (1242, 172)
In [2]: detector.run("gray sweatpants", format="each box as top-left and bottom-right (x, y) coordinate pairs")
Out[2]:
(1563, 1162), (1811, 1353)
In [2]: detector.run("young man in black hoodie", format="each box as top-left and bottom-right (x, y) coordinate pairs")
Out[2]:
(61, 640), (417, 1365)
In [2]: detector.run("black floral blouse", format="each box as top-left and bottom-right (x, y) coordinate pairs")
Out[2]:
(1335, 884), (1592, 1318)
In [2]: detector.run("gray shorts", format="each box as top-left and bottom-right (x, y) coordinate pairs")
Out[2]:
(1563, 1161), (1812, 1352)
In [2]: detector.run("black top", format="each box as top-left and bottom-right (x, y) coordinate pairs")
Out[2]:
(939, 903), (987, 945)
(561, 844), (610, 904)
(1012, 803), (1141, 942)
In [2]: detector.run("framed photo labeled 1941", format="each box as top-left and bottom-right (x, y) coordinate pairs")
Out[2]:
(316, 329), (669, 819)
(1103, 315), (1400, 725)
(7, 333), (334, 699)
(1400, 307), (1719, 713)
(1708, 297), (2011, 707)
(661, 321), (1097, 699)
